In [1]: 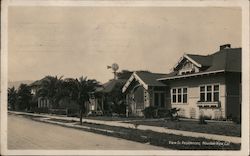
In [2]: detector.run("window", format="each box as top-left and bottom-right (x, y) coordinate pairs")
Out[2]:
(177, 88), (182, 103)
(172, 89), (176, 103)
(183, 88), (187, 103)
(199, 84), (220, 102)
(200, 86), (205, 102)
(172, 87), (188, 104)
(206, 86), (212, 102)
(213, 85), (219, 102)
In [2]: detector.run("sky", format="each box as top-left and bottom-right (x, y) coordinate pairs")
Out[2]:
(8, 6), (241, 83)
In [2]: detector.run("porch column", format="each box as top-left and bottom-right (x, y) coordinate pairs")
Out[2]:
(41, 99), (43, 107)
(47, 99), (50, 108)
(38, 97), (41, 108)
(126, 94), (129, 117)
(42, 99), (45, 108)
(101, 95), (104, 110)
(47, 99), (49, 108)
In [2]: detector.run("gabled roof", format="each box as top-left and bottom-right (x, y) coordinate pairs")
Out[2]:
(206, 48), (241, 72)
(174, 54), (203, 70)
(135, 71), (167, 86)
(99, 79), (127, 93)
(186, 54), (213, 67)
(122, 71), (167, 93)
(159, 47), (241, 81)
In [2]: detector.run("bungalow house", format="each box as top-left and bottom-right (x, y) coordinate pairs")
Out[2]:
(123, 44), (241, 119)
(30, 78), (52, 109)
(88, 78), (128, 115)
(122, 71), (170, 116)
(100, 79), (127, 112)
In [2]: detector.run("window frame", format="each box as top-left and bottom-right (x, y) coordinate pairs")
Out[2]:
(171, 87), (188, 104)
(199, 84), (220, 102)
(213, 84), (220, 102)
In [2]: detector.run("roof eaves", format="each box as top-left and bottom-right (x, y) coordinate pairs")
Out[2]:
(122, 72), (136, 93)
(184, 54), (202, 68)
(122, 72), (149, 93)
(134, 72), (149, 90)
(157, 70), (225, 81)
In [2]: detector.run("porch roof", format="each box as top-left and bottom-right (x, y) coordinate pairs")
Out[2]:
(135, 71), (167, 86)
(100, 79), (127, 93)
(122, 71), (167, 93)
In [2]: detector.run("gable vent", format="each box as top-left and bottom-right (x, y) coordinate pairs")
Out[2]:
(220, 44), (231, 50)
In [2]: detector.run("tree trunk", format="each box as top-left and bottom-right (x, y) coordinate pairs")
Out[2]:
(80, 109), (83, 125)
(80, 102), (84, 125)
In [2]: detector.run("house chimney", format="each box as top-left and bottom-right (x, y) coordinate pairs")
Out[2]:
(220, 44), (231, 50)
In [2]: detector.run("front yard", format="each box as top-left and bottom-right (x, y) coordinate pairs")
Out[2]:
(47, 118), (240, 150)
(85, 116), (144, 121)
(84, 115), (241, 137)
(124, 119), (241, 137)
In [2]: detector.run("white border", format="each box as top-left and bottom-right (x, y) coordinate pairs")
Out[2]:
(1, 0), (249, 155)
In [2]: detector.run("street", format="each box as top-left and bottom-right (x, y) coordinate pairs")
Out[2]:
(8, 114), (165, 150)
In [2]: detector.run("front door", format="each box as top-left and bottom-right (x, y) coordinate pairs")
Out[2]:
(154, 92), (165, 108)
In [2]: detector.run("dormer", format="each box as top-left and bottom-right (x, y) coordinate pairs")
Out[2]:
(173, 54), (206, 75)
(177, 59), (198, 75)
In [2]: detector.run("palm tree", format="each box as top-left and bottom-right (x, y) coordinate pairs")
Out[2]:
(37, 75), (63, 108)
(17, 83), (32, 111)
(65, 76), (100, 124)
(8, 87), (18, 110)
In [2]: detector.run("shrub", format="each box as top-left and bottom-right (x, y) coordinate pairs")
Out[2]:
(157, 108), (169, 118)
(34, 107), (49, 113)
(198, 115), (207, 124)
(67, 108), (79, 117)
(142, 106), (157, 118)
(49, 109), (67, 115)
(203, 115), (212, 120)
(232, 116), (241, 124)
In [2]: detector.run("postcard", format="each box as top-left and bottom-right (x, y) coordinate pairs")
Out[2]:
(1, 0), (249, 155)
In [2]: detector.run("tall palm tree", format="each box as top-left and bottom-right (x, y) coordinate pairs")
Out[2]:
(8, 87), (18, 110)
(17, 83), (32, 111)
(65, 76), (100, 124)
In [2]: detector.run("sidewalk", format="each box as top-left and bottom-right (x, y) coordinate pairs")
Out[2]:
(9, 111), (241, 144)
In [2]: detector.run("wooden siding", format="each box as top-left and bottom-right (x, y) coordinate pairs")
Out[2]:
(134, 86), (144, 109)
(163, 73), (227, 119)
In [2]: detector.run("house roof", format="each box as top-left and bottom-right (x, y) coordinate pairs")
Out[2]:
(159, 47), (241, 81)
(122, 71), (167, 93)
(135, 71), (167, 86)
(185, 54), (213, 67)
(206, 48), (241, 72)
(100, 79), (127, 93)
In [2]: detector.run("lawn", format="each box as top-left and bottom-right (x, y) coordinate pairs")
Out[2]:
(75, 121), (240, 150)
(124, 119), (241, 137)
(85, 116), (144, 121)
(48, 118), (77, 123)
